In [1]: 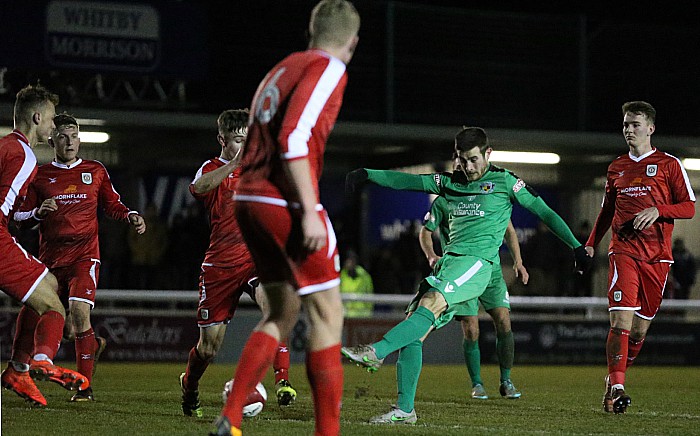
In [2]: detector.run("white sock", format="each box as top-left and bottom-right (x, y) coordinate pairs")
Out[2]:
(32, 354), (53, 363)
(10, 361), (30, 372)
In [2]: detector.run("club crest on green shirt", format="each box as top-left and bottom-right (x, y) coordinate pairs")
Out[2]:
(479, 182), (495, 193)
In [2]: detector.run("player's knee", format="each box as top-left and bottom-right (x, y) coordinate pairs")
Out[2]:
(198, 345), (218, 361)
(196, 340), (220, 360)
(70, 309), (91, 332)
(420, 291), (447, 316)
(461, 320), (479, 341)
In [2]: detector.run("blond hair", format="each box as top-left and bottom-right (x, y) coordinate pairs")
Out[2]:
(309, 0), (360, 48)
(14, 84), (59, 124)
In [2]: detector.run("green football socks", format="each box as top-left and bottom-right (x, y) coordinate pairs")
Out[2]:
(373, 306), (435, 360)
(462, 339), (483, 386)
(496, 330), (514, 382)
(396, 340), (423, 413)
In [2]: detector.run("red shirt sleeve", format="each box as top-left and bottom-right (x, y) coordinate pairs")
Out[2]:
(97, 163), (132, 221)
(657, 158), (696, 219)
(13, 181), (41, 228)
(586, 179), (616, 248)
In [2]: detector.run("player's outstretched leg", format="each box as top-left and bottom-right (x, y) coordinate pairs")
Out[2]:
(1, 363), (47, 407)
(341, 344), (384, 372)
(369, 405), (417, 425)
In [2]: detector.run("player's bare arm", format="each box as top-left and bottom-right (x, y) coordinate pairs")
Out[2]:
(419, 226), (440, 268)
(35, 198), (58, 218)
(284, 158), (326, 252)
(504, 221), (528, 285)
(129, 213), (146, 234)
(191, 160), (239, 194)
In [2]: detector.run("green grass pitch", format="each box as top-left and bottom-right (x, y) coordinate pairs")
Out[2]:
(2, 362), (699, 435)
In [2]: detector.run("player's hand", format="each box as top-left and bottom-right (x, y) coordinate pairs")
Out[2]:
(574, 245), (593, 275)
(585, 246), (595, 258)
(633, 206), (659, 231)
(35, 198), (58, 218)
(345, 169), (368, 194)
(427, 254), (441, 269)
(129, 214), (147, 234)
(513, 261), (529, 285)
(301, 211), (327, 252)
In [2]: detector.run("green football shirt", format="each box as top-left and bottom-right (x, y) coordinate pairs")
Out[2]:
(368, 165), (580, 262)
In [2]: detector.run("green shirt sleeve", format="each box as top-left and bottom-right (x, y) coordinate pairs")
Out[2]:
(507, 173), (581, 250)
(423, 198), (444, 233)
(366, 170), (442, 194)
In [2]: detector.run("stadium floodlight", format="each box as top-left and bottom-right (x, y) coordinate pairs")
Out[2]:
(682, 158), (700, 171)
(79, 132), (110, 143)
(1, 126), (109, 144)
(489, 151), (560, 164)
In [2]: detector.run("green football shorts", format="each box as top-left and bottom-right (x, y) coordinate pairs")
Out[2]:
(406, 253), (493, 329)
(453, 264), (511, 317)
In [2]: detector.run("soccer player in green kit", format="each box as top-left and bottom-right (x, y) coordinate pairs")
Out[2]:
(422, 182), (528, 401)
(343, 126), (592, 424)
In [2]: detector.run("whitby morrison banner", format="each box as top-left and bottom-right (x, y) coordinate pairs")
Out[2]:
(0, 0), (207, 77)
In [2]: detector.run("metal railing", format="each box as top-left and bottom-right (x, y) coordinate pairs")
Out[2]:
(2, 290), (699, 321)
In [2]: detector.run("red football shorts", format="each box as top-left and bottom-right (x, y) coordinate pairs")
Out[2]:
(607, 253), (670, 320)
(51, 259), (101, 308)
(0, 230), (48, 303)
(197, 262), (257, 327)
(235, 199), (340, 295)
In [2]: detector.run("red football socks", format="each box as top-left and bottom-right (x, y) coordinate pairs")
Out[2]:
(306, 344), (343, 436)
(75, 328), (96, 383)
(11, 306), (40, 364)
(222, 331), (278, 427)
(34, 310), (64, 359)
(183, 346), (211, 391)
(606, 327), (630, 386)
(626, 336), (645, 368)
(274, 340), (291, 384)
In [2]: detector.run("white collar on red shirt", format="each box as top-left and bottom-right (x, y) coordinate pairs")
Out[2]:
(628, 147), (656, 162)
(51, 158), (83, 169)
(218, 157), (230, 164)
(11, 129), (29, 144)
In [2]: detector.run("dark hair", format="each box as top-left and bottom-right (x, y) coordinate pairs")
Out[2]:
(53, 112), (79, 130)
(217, 109), (249, 135)
(14, 84), (59, 122)
(622, 101), (656, 124)
(454, 126), (489, 155)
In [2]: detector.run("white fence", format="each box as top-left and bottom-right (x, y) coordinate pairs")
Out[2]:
(2, 291), (699, 321)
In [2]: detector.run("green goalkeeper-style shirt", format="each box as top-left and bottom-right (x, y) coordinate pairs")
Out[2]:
(424, 195), (451, 248)
(367, 165), (581, 263)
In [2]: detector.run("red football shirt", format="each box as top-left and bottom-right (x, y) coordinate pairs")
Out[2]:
(236, 49), (348, 204)
(190, 158), (252, 267)
(587, 148), (696, 262)
(0, 130), (37, 229)
(15, 159), (135, 268)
